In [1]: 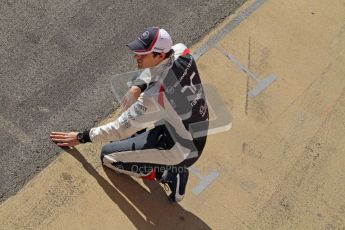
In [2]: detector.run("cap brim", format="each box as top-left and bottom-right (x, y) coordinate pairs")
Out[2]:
(127, 39), (146, 52)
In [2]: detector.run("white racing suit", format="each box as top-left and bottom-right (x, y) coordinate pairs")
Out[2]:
(86, 44), (209, 177)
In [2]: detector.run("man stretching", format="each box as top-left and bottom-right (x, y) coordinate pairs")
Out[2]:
(50, 27), (209, 202)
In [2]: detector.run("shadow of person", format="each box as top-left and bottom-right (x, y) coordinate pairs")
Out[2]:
(64, 147), (211, 230)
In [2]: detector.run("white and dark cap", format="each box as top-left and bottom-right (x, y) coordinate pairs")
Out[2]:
(127, 27), (172, 55)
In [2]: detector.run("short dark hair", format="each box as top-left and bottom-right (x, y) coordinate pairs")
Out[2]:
(152, 49), (174, 59)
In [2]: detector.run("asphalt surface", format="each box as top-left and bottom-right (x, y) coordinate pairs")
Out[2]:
(0, 0), (247, 203)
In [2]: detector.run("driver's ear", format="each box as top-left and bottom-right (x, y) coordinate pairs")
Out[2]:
(159, 53), (166, 59)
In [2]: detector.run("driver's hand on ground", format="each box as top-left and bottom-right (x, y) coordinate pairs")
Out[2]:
(50, 131), (80, 147)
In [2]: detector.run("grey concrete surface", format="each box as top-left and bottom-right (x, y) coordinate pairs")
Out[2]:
(0, 0), (247, 203)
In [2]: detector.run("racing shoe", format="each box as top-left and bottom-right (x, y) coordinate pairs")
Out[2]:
(162, 169), (189, 202)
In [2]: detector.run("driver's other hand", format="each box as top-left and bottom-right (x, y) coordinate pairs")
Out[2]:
(121, 86), (141, 110)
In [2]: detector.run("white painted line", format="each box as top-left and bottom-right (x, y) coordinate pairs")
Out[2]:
(219, 49), (277, 97)
(249, 74), (277, 97)
(189, 167), (220, 195)
(193, 0), (268, 61)
(220, 49), (260, 81)
(186, 0), (270, 197)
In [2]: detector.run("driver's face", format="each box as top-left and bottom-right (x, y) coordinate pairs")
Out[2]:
(134, 52), (165, 69)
